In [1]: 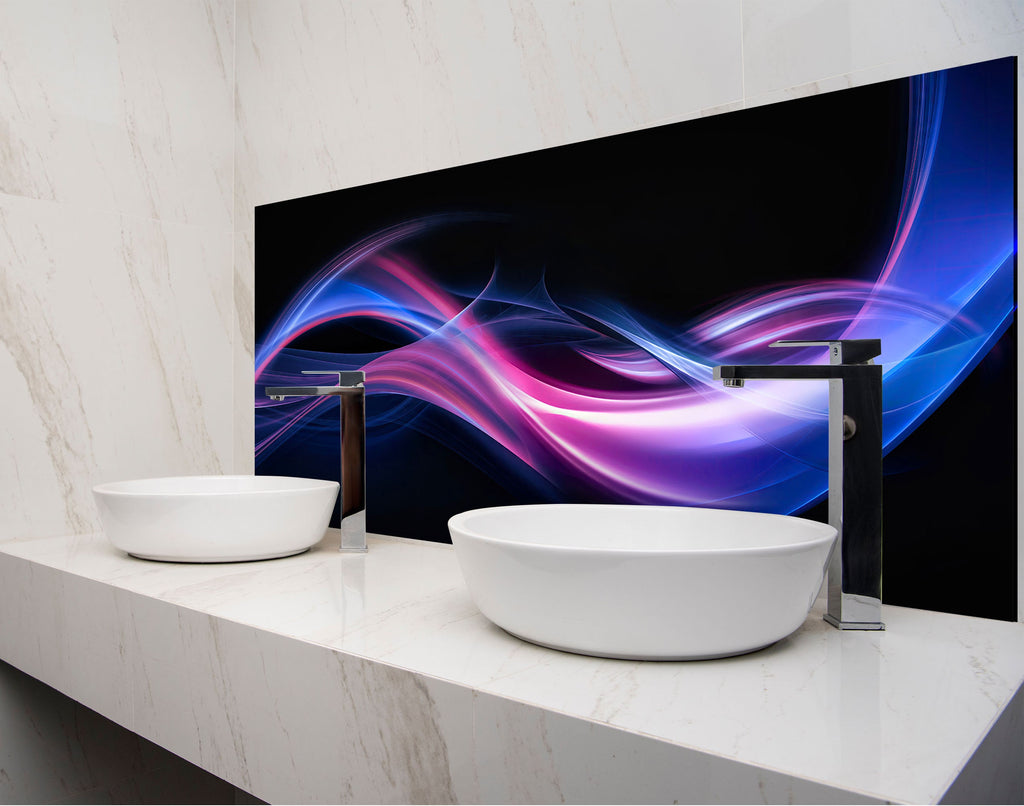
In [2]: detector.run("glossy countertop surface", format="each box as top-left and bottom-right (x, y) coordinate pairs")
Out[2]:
(2, 529), (1023, 804)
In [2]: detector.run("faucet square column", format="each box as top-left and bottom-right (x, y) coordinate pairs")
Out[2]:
(825, 360), (883, 629)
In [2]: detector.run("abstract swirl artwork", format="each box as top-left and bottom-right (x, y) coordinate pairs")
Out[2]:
(256, 57), (1016, 619)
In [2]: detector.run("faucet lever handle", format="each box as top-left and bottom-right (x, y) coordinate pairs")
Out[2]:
(769, 339), (881, 365)
(301, 370), (365, 387)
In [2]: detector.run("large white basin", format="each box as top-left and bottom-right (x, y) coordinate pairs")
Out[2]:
(448, 504), (837, 660)
(93, 475), (339, 562)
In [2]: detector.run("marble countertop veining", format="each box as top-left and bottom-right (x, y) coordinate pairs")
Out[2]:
(1, 529), (1022, 804)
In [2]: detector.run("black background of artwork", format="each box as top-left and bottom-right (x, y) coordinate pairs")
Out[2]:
(257, 79), (908, 334)
(257, 67), (1017, 621)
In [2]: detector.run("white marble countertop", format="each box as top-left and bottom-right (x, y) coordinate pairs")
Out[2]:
(1, 530), (1022, 804)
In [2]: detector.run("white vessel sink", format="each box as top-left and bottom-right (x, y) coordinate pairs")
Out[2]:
(93, 475), (339, 562)
(448, 504), (837, 660)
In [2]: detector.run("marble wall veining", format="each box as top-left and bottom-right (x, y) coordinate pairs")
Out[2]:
(1, 0), (235, 543)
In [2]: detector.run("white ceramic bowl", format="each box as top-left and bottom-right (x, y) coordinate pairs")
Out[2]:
(449, 503), (837, 660)
(93, 475), (339, 562)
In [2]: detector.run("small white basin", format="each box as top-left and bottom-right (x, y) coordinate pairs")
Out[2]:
(93, 475), (339, 562)
(448, 504), (837, 660)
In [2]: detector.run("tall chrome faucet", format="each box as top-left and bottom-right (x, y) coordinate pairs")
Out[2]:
(266, 370), (367, 553)
(713, 339), (884, 630)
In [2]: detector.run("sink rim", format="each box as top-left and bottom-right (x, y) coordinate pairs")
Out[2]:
(449, 502), (836, 556)
(93, 474), (338, 497)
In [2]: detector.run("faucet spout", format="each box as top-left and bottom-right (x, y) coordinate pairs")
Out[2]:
(266, 370), (367, 553)
(714, 339), (884, 631)
(714, 363), (873, 382)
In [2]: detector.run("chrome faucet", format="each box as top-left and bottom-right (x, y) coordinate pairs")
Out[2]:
(713, 339), (884, 630)
(266, 370), (367, 553)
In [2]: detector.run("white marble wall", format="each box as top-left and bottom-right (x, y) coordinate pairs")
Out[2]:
(0, 0), (236, 543)
(0, 1), (238, 802)
(233, 0), (1024, 619)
